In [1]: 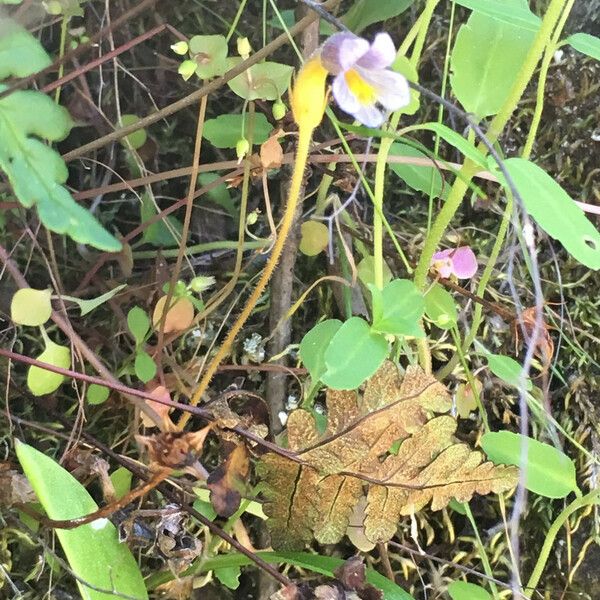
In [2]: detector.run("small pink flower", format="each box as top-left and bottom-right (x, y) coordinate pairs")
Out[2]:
(431, 247), (478, 279)
(320, 32), (410, 127)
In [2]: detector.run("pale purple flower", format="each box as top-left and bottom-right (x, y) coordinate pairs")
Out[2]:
(320, 32), (410, 127)
(431, 247), (478, 279)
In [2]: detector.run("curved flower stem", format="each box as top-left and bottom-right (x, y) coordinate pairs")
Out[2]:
(525, 488), (600, 598)
(372, 0), (440, 290)
(178, 125), (314, 428)
(413, 0), (570, 292)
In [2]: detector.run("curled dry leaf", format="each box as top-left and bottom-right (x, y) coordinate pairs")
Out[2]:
(257, 361), (518, 550)
(141, 384), (175, 430)
(513, 306), (554, 366)
(260, 130), (284, 169)
(207, 444), (250, 517)
(0, 463), (35, 507)
(152, 295), (195, 333)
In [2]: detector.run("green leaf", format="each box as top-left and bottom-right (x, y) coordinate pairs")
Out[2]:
(127, 306), (150, 345)
(135, 350), (156, 383)
(110, 467), (132, 501)
(370, 279), (425, 337)
(299, 221), (329, 256)
(203, 113), (271, 149)
(215, 565), (241, 590)
(416, 122), (488, 167)
(0, 86), (121, 252)
(322, 317), (388, 390)
(119, 114), (147, 150)
(11, 288), (52, 326)
(448, 581), (492, 600)
(228, 62), (293, 101)
(188, 34), (228, 79)
(481, 431), (577, 498)
(299, 319), (342, 383)
(424, 283), (458, 329)
(197, 173), (237, 219)
(15, 441), (148, 600)
(64, 284), (127, 316)
(566, 33), (600, 61)
(503, 157), (600, 269)
(357, 255), (393, 288)
(27, 341), (70, 396)
(453, 0), (541, 31)
(86, 384), (109, 405)
(140, 193), (183, 247)
(342, 0), (415, 33)
(389, 142), (445, 198)
(450, 11), (536, 118)
(0, 20), (52, 78)
(485, 352), (532, 391)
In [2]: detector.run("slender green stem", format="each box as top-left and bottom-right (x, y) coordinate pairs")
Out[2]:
(54, 17), (68, 104)
(463, 503), (501, 599)
(226, 0), (248, 41)
(413, 0), (569, 291)
(132, 239), (267, 259)
(522, 0), (575, 159)
(525, 488), (600, 598)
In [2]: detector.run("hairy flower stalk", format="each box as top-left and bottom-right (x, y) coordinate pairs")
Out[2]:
(181, 58), (328, 426)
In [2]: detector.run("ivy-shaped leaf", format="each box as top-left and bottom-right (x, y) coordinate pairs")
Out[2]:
(228, 62), (293, 101)
(0, 21), (121, 252)
(258, 362), (518, 549)
(0, 20), (51, 78)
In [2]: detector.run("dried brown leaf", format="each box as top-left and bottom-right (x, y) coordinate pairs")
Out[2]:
(207, 444), (249, 517)
(258, 362), (518, 549)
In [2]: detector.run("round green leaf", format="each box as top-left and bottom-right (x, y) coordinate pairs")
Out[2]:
(299, 319), (342, 383)
(11, 288), (52, 326)
(371, 279), (425, 337)
(86, 383), (109, 405)
(135, 350), (156, 383)
(424, 283), (458, 329)
(127, 306), (150, 345)
(119, 114), (147, 150)
(481, 431), (577, 498)
(189, 34), (228, 79)
(203, 113), (271, 149)
(15, 441), (148, 600)
(27, 341), (70, 396)
(322, 317), (388, 390)
(299, 221), (329, 256)
(448, 581), (492, 600)
(503, 158), (600, 269)
(110, 467), (133, 501)
(485, 352), (532, 391)
(228, 62), (293, 101)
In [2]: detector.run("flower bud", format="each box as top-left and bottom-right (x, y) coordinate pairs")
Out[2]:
(237, 37), (251, 59)
(189, 276), (216, 293)
(178, 59), (197, 81)
(290, 56), (328, 131)
(170, 41), (189, 56)
(236, 137), (250, 161)
(272, 98), (287, 121)
(246, 210), (260, 226)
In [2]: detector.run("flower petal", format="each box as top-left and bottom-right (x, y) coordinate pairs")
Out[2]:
(358, 67), (411, 111)
(353, 104), (385, 128)
(357, 33), (397, 70)
(321, 33), (369, 74)
(450, 247), (478, 279)
(331, 72), (361, 114)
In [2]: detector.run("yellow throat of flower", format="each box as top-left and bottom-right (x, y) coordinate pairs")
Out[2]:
(344, 69), (376, 105)
(290, 56), (328, 131)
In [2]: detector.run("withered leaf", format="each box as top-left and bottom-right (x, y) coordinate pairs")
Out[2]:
(207, 444), (250, 517)
(258, 361), (518, 549)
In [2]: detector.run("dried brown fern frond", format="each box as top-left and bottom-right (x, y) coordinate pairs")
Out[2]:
(257, 361), (518, 550)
